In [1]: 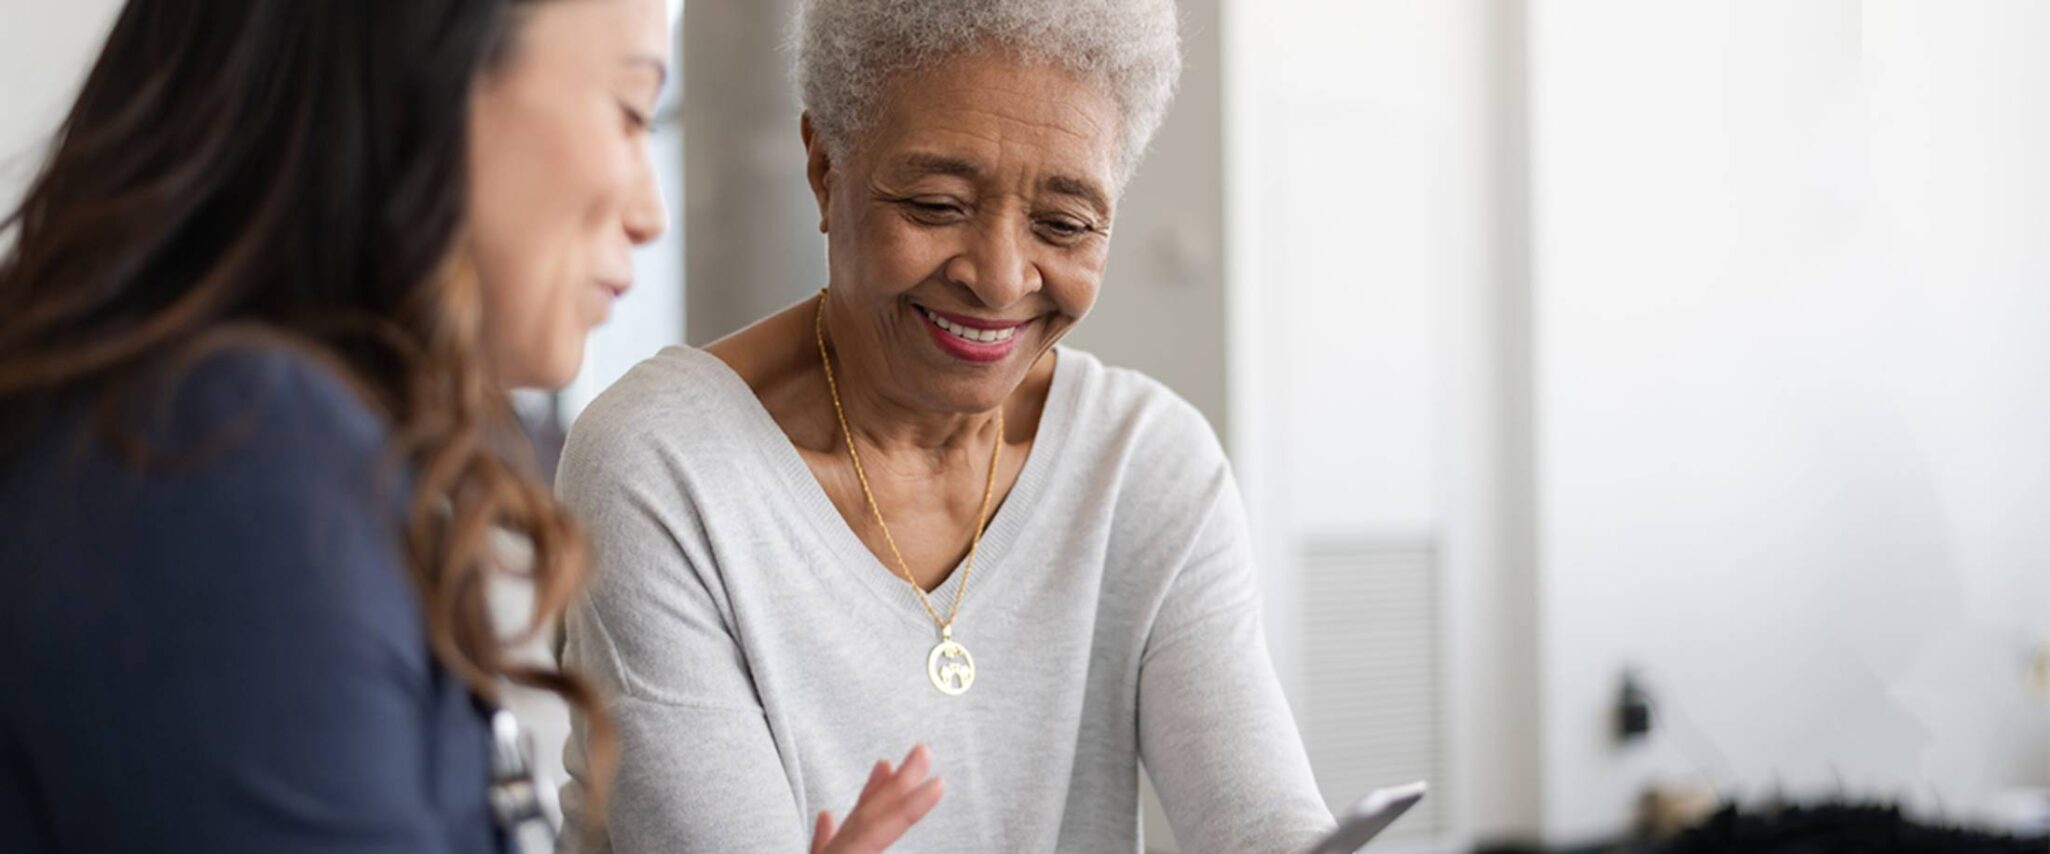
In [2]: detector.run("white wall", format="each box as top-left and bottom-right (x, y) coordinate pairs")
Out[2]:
(1529, 0), (2050, 842)
(1231, 0), (1543, 847)
(1241, 0), (1449, 539)
(676, 0), (822, 348)
(0, 0), (122, 217)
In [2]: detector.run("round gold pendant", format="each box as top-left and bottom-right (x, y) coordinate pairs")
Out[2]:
(926, 636), (976, 696)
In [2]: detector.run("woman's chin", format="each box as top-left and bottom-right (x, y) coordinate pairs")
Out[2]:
(497, 346), (585, 392)
(910, 375), (1025, 416)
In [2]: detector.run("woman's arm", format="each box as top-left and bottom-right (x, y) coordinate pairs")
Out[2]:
(554, 409), (939, 853)
(1135, 457), (1338, 854)
(554, 412), (810, 851)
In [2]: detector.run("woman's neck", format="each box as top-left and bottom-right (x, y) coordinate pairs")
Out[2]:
(832, 366), (1001, 464)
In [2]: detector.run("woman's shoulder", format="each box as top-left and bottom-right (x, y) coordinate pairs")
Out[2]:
(580, 345), (744, 418)
(5, 342), (392, 482)
(558, 346), (770, 490)
(1, 341), (421, 665)
(1057, 347), (1228, 471)
(1, 342), (401, 564)
(173, 343), (391, 456)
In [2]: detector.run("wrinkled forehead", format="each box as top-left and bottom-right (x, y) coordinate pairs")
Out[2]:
(856, 53), (1122, 206)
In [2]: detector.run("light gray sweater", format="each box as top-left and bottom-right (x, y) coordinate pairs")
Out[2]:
(554, 345), (1335, 853)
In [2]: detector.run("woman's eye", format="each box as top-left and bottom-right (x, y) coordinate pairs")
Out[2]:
(903, 200), (967, 223)
(1037, 217), (1093, 242)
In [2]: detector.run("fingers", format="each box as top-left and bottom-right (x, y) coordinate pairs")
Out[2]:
(854, 746), (927, 817)
(897, 776), (946, 827)
(844, 777), (944, 850)
(895, 744), (930, 788)
(860, 745), (930, 822)
(811, 811), (836, 854)
(832, 745), (943, 852)
(858, 759), (892, 802)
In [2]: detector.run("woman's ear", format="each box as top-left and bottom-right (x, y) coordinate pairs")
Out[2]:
(800, 112), (832, 234)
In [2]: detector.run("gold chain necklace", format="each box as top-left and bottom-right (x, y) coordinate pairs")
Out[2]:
(813, 290), (1001, 696)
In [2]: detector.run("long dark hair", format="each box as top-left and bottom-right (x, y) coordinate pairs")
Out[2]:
(0, 0), (615, 817)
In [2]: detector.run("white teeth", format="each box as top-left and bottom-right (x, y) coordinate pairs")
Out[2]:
(921, 307), (1018, 344)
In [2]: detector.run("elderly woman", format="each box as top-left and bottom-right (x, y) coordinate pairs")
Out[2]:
(555, 0), (1338, 850)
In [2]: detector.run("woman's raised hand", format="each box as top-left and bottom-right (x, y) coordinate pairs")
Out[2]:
(810, 745), (946, 854)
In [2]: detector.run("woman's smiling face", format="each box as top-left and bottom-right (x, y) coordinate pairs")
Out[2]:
(806, 50), (1122, 414)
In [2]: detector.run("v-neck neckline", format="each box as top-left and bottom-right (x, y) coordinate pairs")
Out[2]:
(686, 345), (1080, 636)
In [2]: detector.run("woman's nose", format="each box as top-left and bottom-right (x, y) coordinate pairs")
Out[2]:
(944, 219), (1041, 307)
(623, 160), (668, 246)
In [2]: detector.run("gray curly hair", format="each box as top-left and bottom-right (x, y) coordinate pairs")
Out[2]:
(791, 0), (1182, 189)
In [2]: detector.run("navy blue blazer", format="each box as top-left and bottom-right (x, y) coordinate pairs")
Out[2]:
(0, 348), (502, 852)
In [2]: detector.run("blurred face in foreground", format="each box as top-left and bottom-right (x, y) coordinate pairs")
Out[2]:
(468, 0), (671, 388)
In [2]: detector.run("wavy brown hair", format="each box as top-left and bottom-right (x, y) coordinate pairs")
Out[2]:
(0, 0), (615, 820)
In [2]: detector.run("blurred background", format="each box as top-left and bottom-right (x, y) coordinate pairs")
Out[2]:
(7, 1), (2049, 851)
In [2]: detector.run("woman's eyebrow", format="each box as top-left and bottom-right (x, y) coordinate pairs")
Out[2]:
(892, 152), (983, 181)
(1043, 174), (1110, 215)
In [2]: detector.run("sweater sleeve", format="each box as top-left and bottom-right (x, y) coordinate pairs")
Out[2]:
(1133, 408), (1338, 854)
(553, 399), (808, 853)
